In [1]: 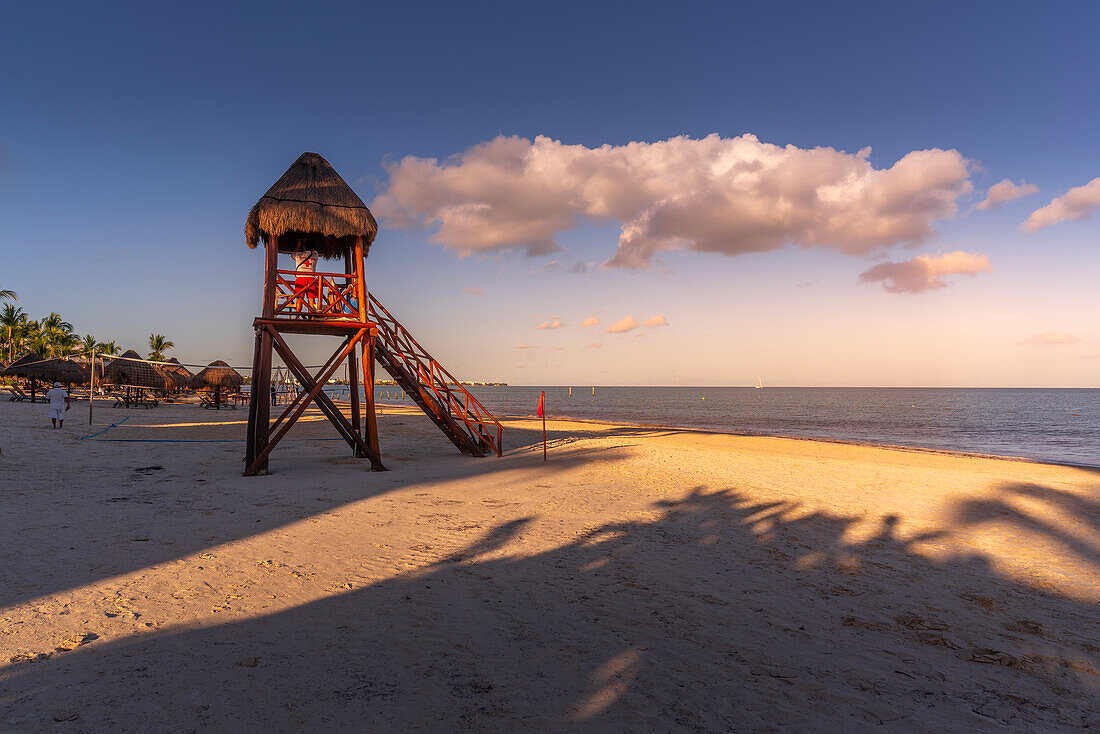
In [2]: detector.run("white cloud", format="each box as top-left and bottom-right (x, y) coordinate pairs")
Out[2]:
(372, 134), (973, 268)
(643, 314), (668, 328)
(536, 318), (565, 330)
(515, 343), (540, 349)
(580, 316), (600, 327)
(605, 315), (639, 334)
(1022, 331), (1080, 346)
(462, 286), (485, 295)
(858, 250), (992, 294)
(975, 179), (1038, 210)
(1024, 177), (1100, 232)
(585, 342), (603, 348)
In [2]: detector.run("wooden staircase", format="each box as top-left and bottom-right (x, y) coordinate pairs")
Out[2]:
(368, 294), (503, 457)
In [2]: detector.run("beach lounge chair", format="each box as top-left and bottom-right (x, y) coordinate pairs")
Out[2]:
(5, 385), (47, 403)
(200, 392), (236, 409)
(112, 392), (158, 409)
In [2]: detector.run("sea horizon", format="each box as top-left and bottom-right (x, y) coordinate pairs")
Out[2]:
(346, 385), (1099, 468)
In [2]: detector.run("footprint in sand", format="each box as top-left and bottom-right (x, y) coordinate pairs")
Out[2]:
(55, 632), (99, 652)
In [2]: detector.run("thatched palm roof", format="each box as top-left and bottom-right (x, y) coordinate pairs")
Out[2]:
(155, 357), (193, 390)
(1, 352), (43, 376)
(191, 360), (244, 391)
(245, 152), (377, 259)
(102, 350), (164, 389)
(0, 353), (91, 383)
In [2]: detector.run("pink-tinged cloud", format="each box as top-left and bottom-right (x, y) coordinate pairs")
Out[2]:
(462, 286), (485, 295)
(858, 251), (992, 294)
(585, 342), (603, 349)
(605, 315), (639, 334)
(536, 318), (565, 330)
(515, 343), (540, 349)
(1024, 177), (1100, 232)
(976, 179), (1038, 210)
(371, 134), (973, 268)
(1022, 331), (1081, 346)
(580, 316), (600, 327)
(643, 314), (669, 328)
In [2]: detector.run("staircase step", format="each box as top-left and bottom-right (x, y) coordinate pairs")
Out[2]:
(369, 295), (502, 458)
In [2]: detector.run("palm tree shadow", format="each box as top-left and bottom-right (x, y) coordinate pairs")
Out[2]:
(950, 481), (1100, 567)
(2, 485), (1096, 731)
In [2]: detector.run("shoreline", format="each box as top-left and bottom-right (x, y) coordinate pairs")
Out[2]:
(376, 402), (1100, 471)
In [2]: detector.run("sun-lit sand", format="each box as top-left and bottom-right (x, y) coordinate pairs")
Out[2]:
(1, 399), (1097, 731)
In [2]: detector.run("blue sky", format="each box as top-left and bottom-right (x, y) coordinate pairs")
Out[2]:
(2, 1), (1098, 385)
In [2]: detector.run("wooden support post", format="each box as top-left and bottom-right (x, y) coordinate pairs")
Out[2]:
(245, 328), (264, 465)
(250, 327), (273, 471)
(363, 333), (380, 458)
(347, 345), (362, 456)
(262, 235), (279, 318)
(355, 236), (380, 460)
(244, 235), (279, 475)
(345, 250), (363, 456)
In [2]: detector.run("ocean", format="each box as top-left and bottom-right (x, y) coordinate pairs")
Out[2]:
(359, 386), (1099, 467)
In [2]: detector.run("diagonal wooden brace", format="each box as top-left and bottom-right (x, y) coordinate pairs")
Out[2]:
(268, 338), (348, 435)
(267, 327), (385, 471)
(244, 325), (384, 475)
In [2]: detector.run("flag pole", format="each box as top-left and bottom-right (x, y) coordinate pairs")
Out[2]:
(540, 390), (547, 461)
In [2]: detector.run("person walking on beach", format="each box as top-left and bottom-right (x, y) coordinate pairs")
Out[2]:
(46, 381), (70, 429)
(292, 243), (319, 314)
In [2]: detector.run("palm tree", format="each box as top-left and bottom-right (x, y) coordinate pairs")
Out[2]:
(98, 340), (120, 356)
(39, 313), (75, 357)
(148, 333), (174, 362)
(0, 285), (16, 302)
(79, 334), (98, 355)
(40, 312), (73, 333)
(1, 304), (27, 361)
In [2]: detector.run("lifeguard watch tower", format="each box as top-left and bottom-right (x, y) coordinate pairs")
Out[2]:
(243, 152), (503, 476)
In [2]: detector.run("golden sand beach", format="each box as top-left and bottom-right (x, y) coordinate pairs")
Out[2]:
(1, 399), (1097, 731)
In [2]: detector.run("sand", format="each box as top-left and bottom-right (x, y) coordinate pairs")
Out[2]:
(0, 398), (1097, 732)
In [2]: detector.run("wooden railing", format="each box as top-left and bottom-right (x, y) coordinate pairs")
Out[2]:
(273, 270), (361, 319)
(367, 294), (503, 457)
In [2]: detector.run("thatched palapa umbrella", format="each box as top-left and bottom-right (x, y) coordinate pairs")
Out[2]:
(103, 350), (164, 389)
(1, 352), (45, 400)
(155, 357), (193, 392)
(191, 360), (243, 408)
(1, 352), (91, 397)
(245, 152), (378, 259)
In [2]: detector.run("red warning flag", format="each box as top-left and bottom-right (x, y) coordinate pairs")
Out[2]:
(537, 391), (545, 418)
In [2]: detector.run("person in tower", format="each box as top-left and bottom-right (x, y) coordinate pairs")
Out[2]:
(292, 242), (319, 314)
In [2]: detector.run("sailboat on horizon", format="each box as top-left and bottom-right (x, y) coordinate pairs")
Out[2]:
(755, 377), (764, 389)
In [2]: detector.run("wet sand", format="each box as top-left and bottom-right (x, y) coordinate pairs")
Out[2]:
(1, 399), (1097, 732)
